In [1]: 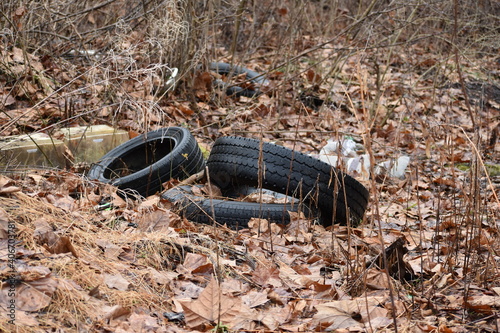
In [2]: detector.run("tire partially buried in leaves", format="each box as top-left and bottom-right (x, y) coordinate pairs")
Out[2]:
(87, 127), (205, 197)
(206, 62), (269, 98)
(162, 185), (316, 230)
(206, 136), (369, 226)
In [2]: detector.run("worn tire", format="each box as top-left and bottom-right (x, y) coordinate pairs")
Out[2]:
(206, 136), (369, 226)
(162, 185), (315, 230)
(206, 62), (269, 98)
(87, 127), (205, 197)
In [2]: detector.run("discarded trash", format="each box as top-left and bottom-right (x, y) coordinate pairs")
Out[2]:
(375, 155), (410, 179)
(59, 125), (129, 164)
(67, 49), (100, 58)
(165, 67), (178, 91)
(0, 125), (129, 168)
(317, 138), (410, 180)
(317, 138), (370, 179)
(0, 133), (66, 168)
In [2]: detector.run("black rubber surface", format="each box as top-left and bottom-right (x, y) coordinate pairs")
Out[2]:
(87, 127), (205, 197)
(162, 185), (316, 230)
(206, 136), (369, 226)
(206, 62), (269, 98)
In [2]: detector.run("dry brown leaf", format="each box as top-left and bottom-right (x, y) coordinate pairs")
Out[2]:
(220, 278), (250, 294)
(128, 312), (164, 332)
(137, 196), (160, 211)
(182, 252), (210, 273)
(101, 304), (131, 320)
(96, 239), (124, 260)
(0, 176), (20, 194)
(174, 280), (204, 299)
(278, 261), (313, 287)
(177, 103), (194, 116)
(33, 218), (78, 256)
(0, 186), (20, 194)
(111, 191), (128, 208)
(33, 217), (58, 246)
(0, 176), (14, 188)
(147, 267), (178, 285)
(467, 295), (500, 307)
(0, 208), (10, 239)
(267, 289), (286, 305)
(201, 183), (222, 197)
(432, 177), (456, 188)
(306, 69), (322, 84)
(104, 273), (130, 291)
(12, 47), (24, 63)
(241, 290), (269, 308)
(138, 208), (170, 232)
(192, 263), (214, 275)
(180, 276), (242, 329)
(10, 310), (39, 326)
(118, 247), (136, 262)
(0, 239), (34, 263)
(364, 305), (391, 329)
(312, 297), (384, 330)
(248, 218), (271, 233)
(56, 278), (90, 301)
(105, 244), (123, 260)
(44, 193), (75, 212)
(251, 263), (281, 287)
(365, 268), (391, 290)
(17, 264), (51, 281)
(46, 236), (79, 257)
(193, 72), (213, 100)
(25, 276), (59, 297)
(0, 277), (57, 311)
(254, 305), (292, 330)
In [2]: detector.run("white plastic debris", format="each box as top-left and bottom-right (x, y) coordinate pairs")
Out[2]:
(320, 138), (359, 158)
(317, 138), (410, 180)
(346, 153), (371, 177)
(165, 67), (178, 91)
(375, 155), (410, 179)
(68, 49), (99, 57)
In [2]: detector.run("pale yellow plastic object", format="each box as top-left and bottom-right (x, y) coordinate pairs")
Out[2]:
(59, 125), (129, 163)
(0, 133), (66, 168)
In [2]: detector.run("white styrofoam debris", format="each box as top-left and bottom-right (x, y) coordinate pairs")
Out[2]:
(375, 155), (410, 179)
(317, 138), (410, 180)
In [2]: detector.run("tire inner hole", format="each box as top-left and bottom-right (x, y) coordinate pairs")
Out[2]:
(104, 138), (175, 179)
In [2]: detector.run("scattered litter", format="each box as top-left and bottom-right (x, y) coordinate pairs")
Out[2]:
(317, 138), (410, 180)
(375, 155), (410, 179)
(67, 49), (100, 58)
(165, 67), (178, 91)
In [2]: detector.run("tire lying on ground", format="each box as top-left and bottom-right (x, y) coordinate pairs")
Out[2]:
(206, 136), (369, 226)
(205, 62), (269, 98)
(87, 127), (205, 197)
(162, 185), (316, 230)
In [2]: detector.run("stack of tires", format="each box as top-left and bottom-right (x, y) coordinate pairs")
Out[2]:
(88, 127), (369, 230)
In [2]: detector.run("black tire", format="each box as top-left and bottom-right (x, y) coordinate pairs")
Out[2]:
(87, 127), (205, 197)
(206, 62), (269, 98)
(162, 185), (316, 230)
(206, 136), (369, 226)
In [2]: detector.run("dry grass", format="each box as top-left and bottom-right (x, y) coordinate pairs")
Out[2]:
(1, 188), (198, 328)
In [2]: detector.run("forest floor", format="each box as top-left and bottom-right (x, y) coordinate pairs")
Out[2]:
(0, 1), (499, 332)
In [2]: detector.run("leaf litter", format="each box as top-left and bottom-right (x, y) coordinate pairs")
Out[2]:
(0, 7), (499, 332)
